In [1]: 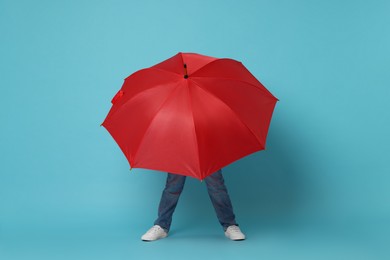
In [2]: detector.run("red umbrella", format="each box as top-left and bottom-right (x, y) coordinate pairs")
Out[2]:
(102, 52), (278, 180)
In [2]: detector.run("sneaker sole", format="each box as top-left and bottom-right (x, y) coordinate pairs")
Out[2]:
(141, 234), (168, 242)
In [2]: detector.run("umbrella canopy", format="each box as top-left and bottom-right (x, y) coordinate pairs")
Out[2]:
(102, 52), (278, 180)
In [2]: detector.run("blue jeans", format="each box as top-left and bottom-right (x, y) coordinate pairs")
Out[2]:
(154, 169), (238, 232)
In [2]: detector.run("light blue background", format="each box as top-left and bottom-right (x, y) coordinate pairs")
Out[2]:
(1, 0), (389, 259)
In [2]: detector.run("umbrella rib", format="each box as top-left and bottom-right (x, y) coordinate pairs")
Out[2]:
(190, 80), (266, 149)
(132, 82), (182, 163)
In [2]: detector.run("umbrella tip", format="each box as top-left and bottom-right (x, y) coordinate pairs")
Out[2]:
(184, 63), (188, 79)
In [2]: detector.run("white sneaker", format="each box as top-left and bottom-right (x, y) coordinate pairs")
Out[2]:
(225, 225), (246, 241)
(141, 225), (168, 241)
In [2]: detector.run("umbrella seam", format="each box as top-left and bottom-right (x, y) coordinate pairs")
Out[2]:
(179, 52), (186, 74)
(148, 67), (182, 77)
(124, 67), (181, 80)
(186, 80), (202, 179)
(132, 81), (182, 163)
(107, 69), (181, 121)
(180, 53), (226, 78)
(123, 68), (158, 80)
(190, 80), (266, 149)
(189, 58), (240, 76)
(192, 76), (278, 100)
